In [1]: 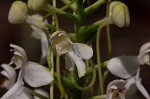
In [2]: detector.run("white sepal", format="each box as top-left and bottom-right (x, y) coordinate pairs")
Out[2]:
(68, 50), (86, 78)
(73, 43), (93, 59)
(24, 61), (53, 87)
(107, 56), (139, 79)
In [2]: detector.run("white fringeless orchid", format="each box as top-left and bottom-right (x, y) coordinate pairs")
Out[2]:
(1, 44), (53, 99)
(107, 79), (126, 99)
(29, 14), (48, 64)
(50, 31), (93, 78)
(107, 42), (150, 99)
(92, 79), (126, 99)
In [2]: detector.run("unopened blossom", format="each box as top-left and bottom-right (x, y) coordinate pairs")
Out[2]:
(50, 31), (93, 78)
(8, 1), (28, 24)
(1, 44), (53, 98)
(109, 1), (130, 27)
(107, 79), (126, 99)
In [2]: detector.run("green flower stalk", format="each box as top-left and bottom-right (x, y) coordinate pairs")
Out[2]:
(8, 1), (28, 24)
(109, 1), (130, 27)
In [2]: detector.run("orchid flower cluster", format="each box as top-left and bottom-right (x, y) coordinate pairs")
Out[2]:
(1, 0), (150, 99)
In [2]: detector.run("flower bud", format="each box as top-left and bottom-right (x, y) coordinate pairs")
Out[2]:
(8, 1), (28, 24)
(28, 0), (46, 11)
(109, 1), (130, 27)
(50, 31), (73, 55)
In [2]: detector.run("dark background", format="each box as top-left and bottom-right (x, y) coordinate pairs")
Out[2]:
(0, 0), (150, 98)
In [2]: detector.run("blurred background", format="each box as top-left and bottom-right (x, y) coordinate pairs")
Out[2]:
(0, 0), (150, 98)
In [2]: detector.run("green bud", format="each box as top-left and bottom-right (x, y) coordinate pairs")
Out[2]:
(28, 0), (46, 11)
(109, 1), (130, 27)
(8, 1), (28, 24)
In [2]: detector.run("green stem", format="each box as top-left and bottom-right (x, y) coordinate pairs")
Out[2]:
(47, 46), (54, 99)
(96, 20), (112, 95)
(106, 0), (112, 59)
(56, 53), (65, 98)
(84, 0), (106, 17)
(60, 0), (76, 12)
(43, 3), (78, 23)
(71, 67), (96, 90)
(91, 94), (107, 99)
(61, 0), (77, 11)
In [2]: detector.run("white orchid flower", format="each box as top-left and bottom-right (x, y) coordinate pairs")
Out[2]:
(1, 44), (53, 98)
(9, 44), (53, 87)
(0, 64), (16, 89)
(107, 79), (126, 99)
(29, 14), (48, 64)
(50, 31), (93, 78)
(107, 55), (150, 99)
(138, 42), (150, 65)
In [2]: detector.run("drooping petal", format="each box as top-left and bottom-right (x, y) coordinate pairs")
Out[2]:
(125, 77), (139, 99)
(107, 56), (139, 79)
(107, 79), (126, 99)
(34, 88), (49, 99)
(1, 79), (24, 99)
(73, 43), (93, 59)
(39, 33), (48, 64)
(68, 50), (86, 78)
(65, 54), (75, 71)
(29, 15), (48, 64)
(1, 64), (16, 89)
(24, 61), (53, 87)
(134, 68), (150, 99)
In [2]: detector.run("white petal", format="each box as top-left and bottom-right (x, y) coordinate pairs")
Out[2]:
(10, 44), (27, 60)
(34, 89), (49, 99)
(39, 33), (48, 64)
(68, 50), (86, 78)
(1, 79), (24, 99)
(73, 43), (93, 59)
(125, 77), (138, 99)
(107, 56), (139, 79)
(10, 87), (32, 99)
(65, 54), (75, 71)
(135, 80), (150, 99)
(134, 68), (150, 99)
(24, 61), (53, 87)
(138, 42), (150, 65)
(1, 64), (16, 89)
